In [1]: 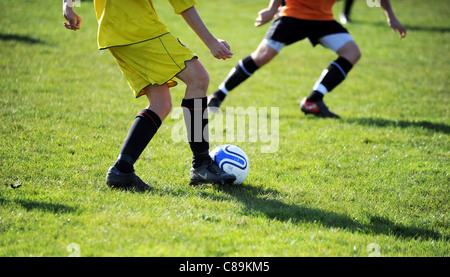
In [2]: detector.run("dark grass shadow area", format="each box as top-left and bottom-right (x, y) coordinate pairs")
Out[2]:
(212, 184), (447, 242)
(345, 117), (450, 134)
(0, 34), (46, 45)
(0, 197), (76, 214)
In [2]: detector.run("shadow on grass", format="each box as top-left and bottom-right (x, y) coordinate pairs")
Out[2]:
(0, 34), (45, 45)
(0, 197), (76, 214)
(345, 117), (450, 134)
(211, 184), (447, 242)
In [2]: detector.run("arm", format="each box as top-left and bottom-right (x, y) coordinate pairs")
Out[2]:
(380, 0), (406, 38)
(62, 0), (82, 30)
(255, 0), (283, 27)
(180, 7), (233, 60)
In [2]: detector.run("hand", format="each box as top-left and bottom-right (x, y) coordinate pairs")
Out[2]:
(63, 6), (82, 31)
(179, 7), (233, 60)
(208, 39), (233, 60)
(387, 15), (406, 38)
(255, 8), (276, 27)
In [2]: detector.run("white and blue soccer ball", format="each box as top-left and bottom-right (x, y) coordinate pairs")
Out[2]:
(210, 144), (249, 185)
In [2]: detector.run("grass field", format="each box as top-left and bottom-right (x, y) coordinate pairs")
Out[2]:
(0, 0), (449, 258)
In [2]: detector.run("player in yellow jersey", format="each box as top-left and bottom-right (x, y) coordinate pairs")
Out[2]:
(208, 0), (406, 118)
(63, 0), (236, 190)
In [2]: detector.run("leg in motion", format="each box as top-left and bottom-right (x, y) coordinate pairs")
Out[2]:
(301, 39), (361, 118)
(208, 42), (278, 108)
(106, 84), (171, 191)
(177, 59), (236, 185)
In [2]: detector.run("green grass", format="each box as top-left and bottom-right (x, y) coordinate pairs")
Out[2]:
(0, 0), (449, 257)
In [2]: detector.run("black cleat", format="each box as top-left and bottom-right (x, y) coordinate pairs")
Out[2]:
(190, 159), (236, 186)
(106, 166), (152, 192)
(300, 97), (340, 118)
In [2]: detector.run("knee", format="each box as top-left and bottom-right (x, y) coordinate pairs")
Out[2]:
(196, 69), (210, 92)
(352, 47), (362, 64)
(145, 88), (173, 120)
(338, 42), (361, 65)
(181, 61), (210, 95)
(187, 70), (210, 96)
(162, 99), (173, 117)
(252, 49), (277, 67)
(153, 100), (172, 121)
(157, 91), (173, 119)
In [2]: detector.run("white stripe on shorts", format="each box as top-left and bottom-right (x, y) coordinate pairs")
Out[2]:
(319, 33), (354, 52)
(261, 38), (286, 53)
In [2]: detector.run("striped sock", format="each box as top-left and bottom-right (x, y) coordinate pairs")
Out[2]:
(308, 57), (353, 101)
(217, 55), (259, 95)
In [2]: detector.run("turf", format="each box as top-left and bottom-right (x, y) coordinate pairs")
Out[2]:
(0, 0), (448, 257)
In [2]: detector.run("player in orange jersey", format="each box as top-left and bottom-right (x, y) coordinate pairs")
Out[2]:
(208, 0), (406, 118)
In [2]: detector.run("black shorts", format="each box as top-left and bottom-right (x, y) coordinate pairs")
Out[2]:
(264, 16), (350, 47)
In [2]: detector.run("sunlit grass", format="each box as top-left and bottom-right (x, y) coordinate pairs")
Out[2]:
(0, 0), (448, 257)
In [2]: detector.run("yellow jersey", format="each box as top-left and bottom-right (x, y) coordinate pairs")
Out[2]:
(94, 0), (197, 49)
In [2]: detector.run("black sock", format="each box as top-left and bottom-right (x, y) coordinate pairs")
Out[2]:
(344, 0), (355, 16)
(307, 57), (353, 102)
(321, 57), (353, 91)
(181, 97), (210, 168)
(306, 90), (324, 102)
(218, 55), (259, 94)
(114, 109), (162, 173)
(212, 89), (226, 101)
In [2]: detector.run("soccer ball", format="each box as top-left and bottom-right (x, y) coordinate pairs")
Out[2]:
(210, 144), (250, 185)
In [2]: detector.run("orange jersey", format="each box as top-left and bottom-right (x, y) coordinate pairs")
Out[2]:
(280, 0), (337, 21)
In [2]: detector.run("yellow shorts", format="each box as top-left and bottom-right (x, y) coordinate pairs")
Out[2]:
(109, 33), (197, 98)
